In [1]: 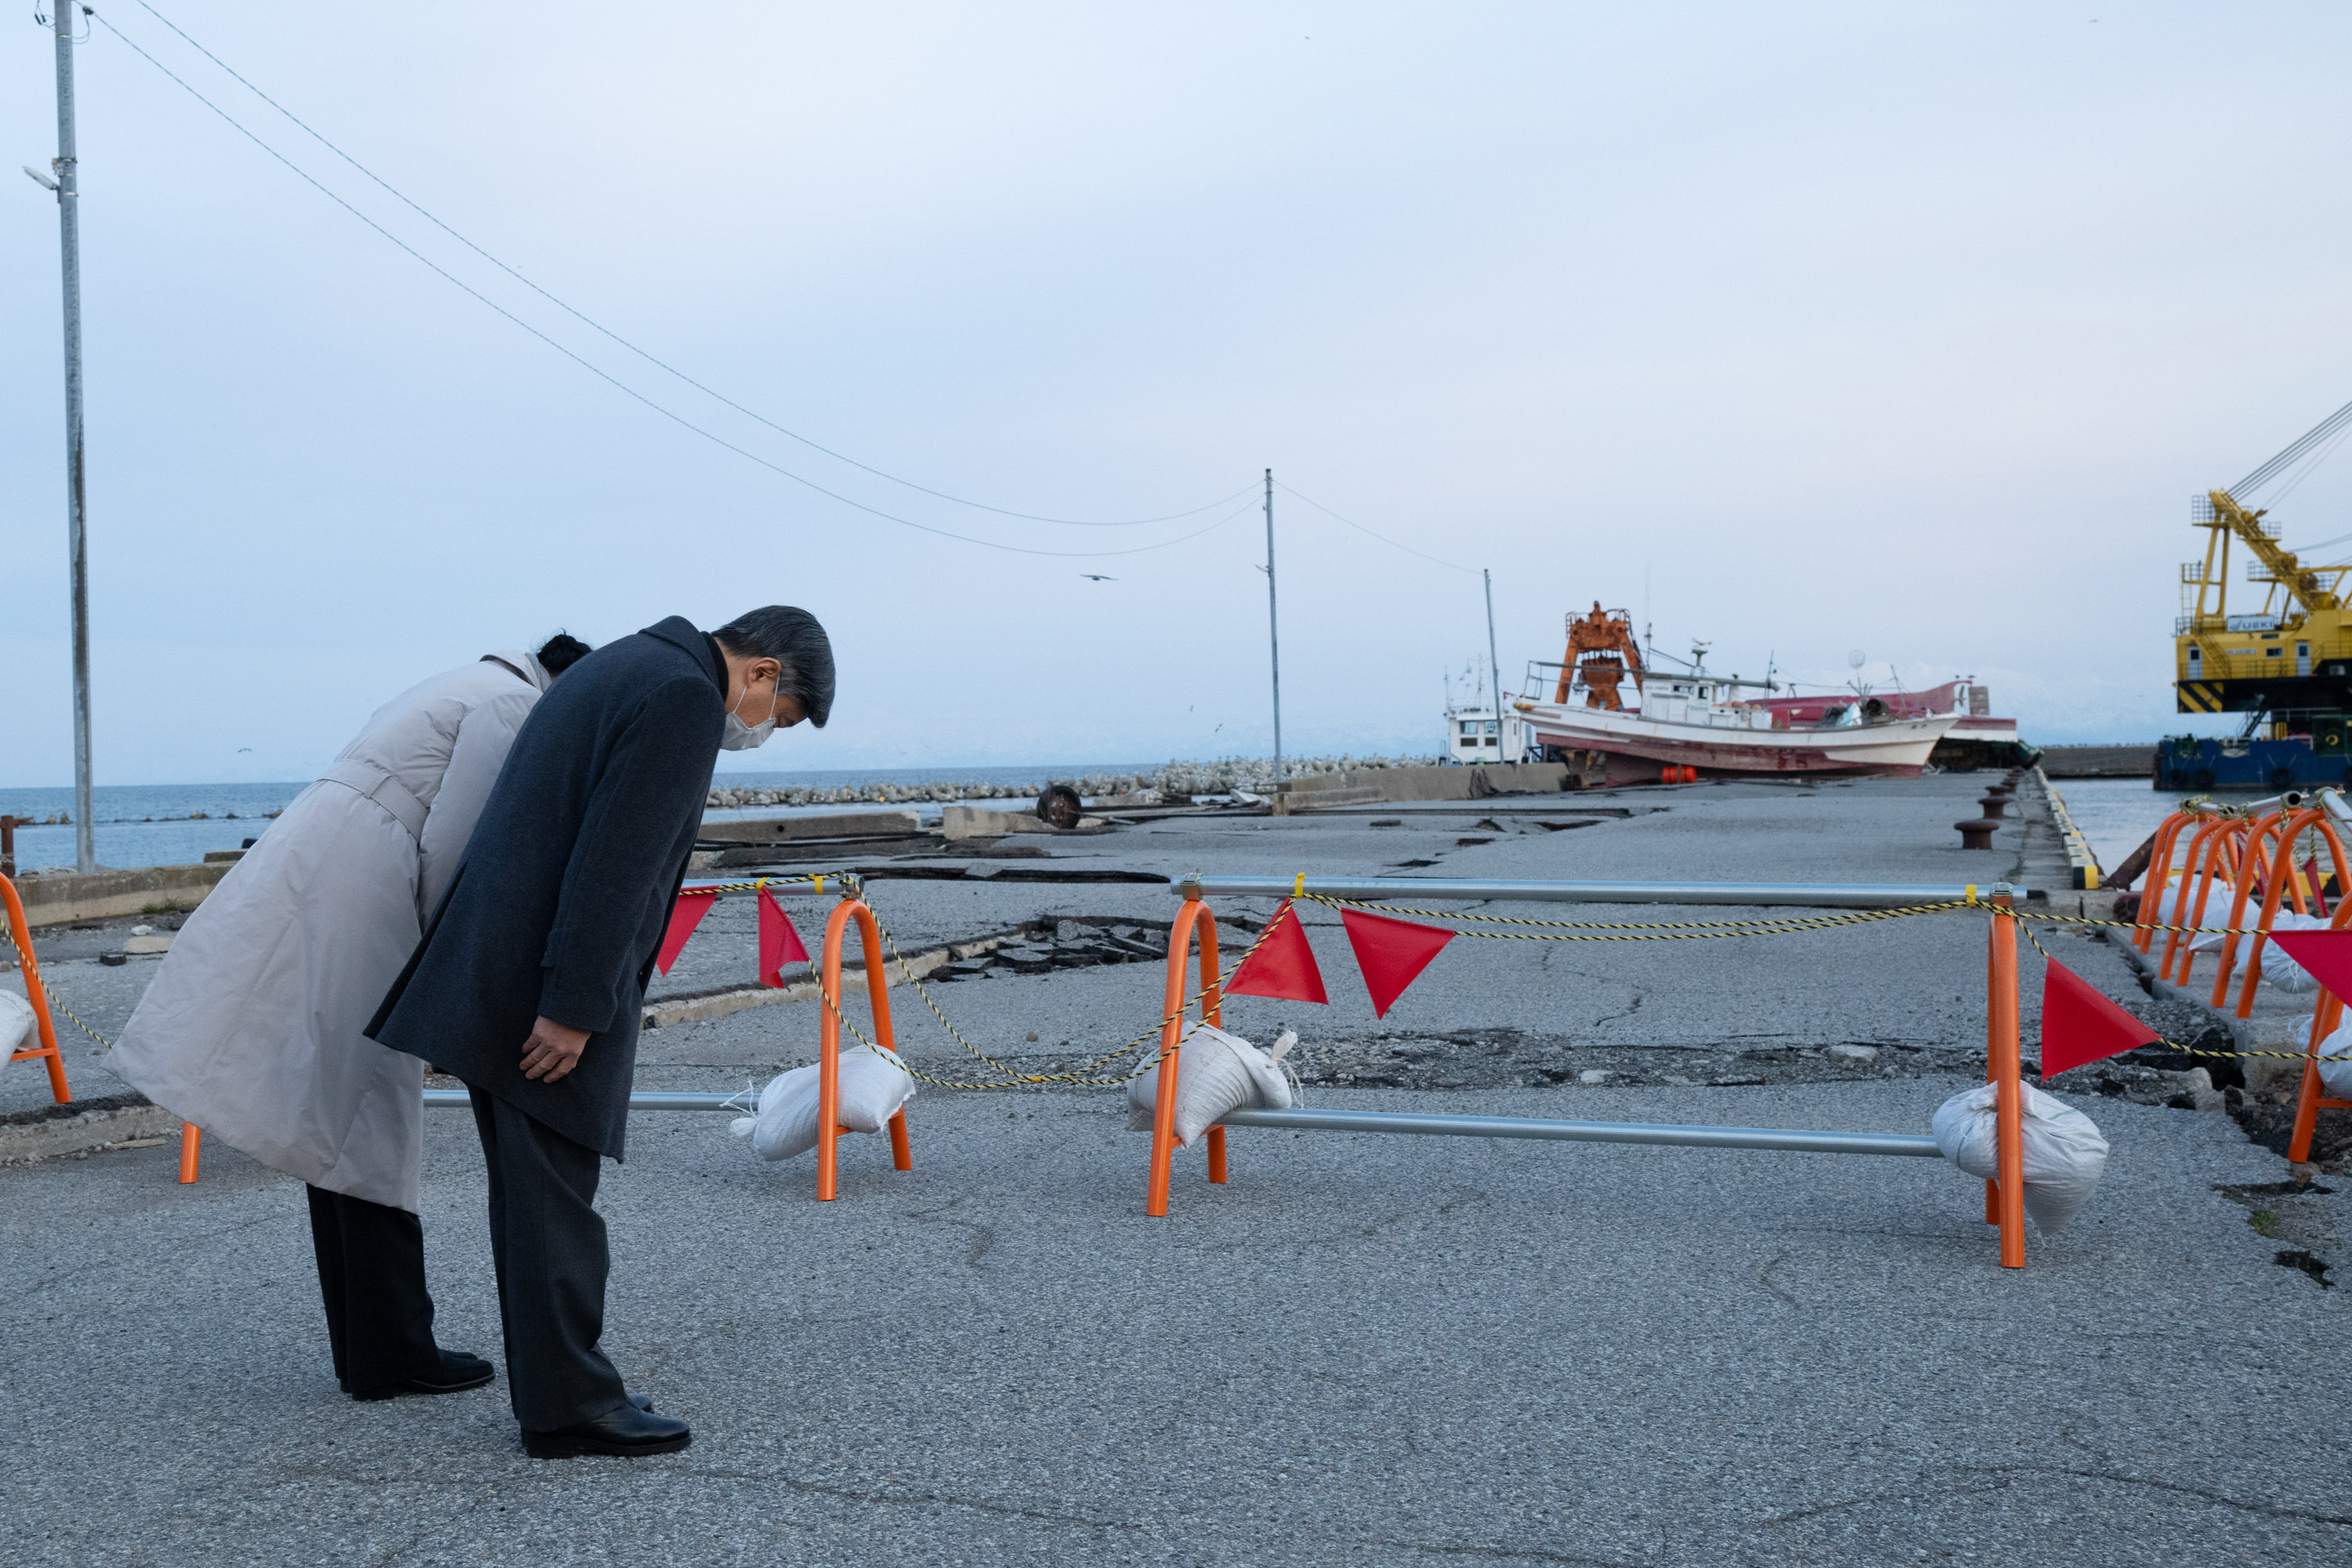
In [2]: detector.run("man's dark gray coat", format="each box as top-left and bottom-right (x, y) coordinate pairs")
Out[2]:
(368, 617), (724, 1158)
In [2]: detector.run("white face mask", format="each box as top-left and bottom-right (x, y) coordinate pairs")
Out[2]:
(720, 685), (781, 751)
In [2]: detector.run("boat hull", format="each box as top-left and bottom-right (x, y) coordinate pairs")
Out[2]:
(1520, 704), (1959, 777)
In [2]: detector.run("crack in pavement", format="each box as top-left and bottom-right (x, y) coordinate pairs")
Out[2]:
(1756, 1252), (1796, 1308)
(1588, 991), (1645, 1032)
(902, 1201), (997, 1267)
(1960, 1464), (2352, 1529)
(1764, 1479), (2009, 1525)
(1350, 1535), (1646, 1566)
(1764, 1464), (2352, 1531)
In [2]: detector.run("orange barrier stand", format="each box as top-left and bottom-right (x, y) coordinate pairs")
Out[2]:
(1987, 891), (2025, 1268)
(2191, 810), (2281, 993)
(2133, 811), (2197, 955)
(2227, 808), (2352, 1018)
(2163, 817), (2246, 983)
(2288, 985), (2352, 1164)
(1147, 884), (2029, 1268)
(1, 873), (71, 1105)
(815, 893), (915, 1201)
(1144, 895), (1224, 1217)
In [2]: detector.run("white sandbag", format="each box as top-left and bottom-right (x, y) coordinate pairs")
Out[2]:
(0, 989), (34, 1061)
(2259, 909), (2329, 993)
(1127, 1024), (1298, 1148)
(729, 1046), (916, 1163)
(2186, 898), (2234, 955)
(2309, 1017), (2352, 1099)
(1931, 1081), (2111, 1232)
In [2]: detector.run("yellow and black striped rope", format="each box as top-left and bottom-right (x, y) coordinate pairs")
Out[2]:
(1298, 891), (1976, 941)
(0, 921), (118, 1054)
(1305, 888), (2303, 944)
(2008, 917), (2334, 1065)
(682, 871), (861, 897)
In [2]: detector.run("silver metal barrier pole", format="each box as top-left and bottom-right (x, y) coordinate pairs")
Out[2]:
(1181, 876), (2027, 909)
(1219, 1106), (1942, 1156)
(423, 1089), (740, 1111)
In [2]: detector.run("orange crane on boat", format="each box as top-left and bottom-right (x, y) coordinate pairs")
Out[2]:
(1556, 603), (1645, 710)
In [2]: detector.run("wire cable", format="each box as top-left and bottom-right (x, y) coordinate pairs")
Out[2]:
(90, 10), (1250, 560)
(120, 0), (1246, 530)
(2235, 395), (2352, 499)
(2265, 418), (2352, 514)
(1269, 480), (1475, 572)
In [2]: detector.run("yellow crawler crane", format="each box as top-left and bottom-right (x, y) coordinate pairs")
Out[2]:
(2176, 402), (2352, 726)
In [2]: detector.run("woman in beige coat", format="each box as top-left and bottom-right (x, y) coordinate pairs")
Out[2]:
(109, 634), (591, 1400)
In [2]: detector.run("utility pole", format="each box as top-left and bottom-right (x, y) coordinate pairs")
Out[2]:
(1483, 569), (1504, 761)
(1263, 468), (1283, 784)
(51, 5), (96, 873)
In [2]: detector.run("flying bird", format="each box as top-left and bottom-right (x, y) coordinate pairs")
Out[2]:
(1080, 573), (1116, 582)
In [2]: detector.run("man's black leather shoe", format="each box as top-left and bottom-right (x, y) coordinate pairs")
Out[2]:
(522, 1402), (690, 1460)
(350, 1349), (495, 1402)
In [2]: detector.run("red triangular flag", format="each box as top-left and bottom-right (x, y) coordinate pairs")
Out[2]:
(2039, 957), (2160, 1076)
(2303, 857), (2331, 918)
(657, 888), (717, 975)
(1339, 907), (1455, 1018)
(1225, 900), (1328, 1004)
(2262, 926), (2352, 1003)
(757, 886), (809, 987)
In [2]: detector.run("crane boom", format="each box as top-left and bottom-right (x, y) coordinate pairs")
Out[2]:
(2174, 415), (2352, 724)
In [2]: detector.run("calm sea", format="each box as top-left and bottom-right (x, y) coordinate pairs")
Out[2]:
(0, 764), (1151, 873)
(2042, 777), (2189, 877)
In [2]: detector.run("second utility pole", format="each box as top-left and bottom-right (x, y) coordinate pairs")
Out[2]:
(1263, 468), (1283, 785)
(53, 4), (96, 873)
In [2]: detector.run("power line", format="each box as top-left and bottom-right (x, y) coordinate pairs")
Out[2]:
(89, 9), (1246, 560)
(1270, 480), (1475, 572)
(124, 0), (1245, 530)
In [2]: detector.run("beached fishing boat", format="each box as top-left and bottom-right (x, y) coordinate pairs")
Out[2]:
(1750, 681), (2036, 771)
(1507, 605), (1960, 778)
(1515, 679), (1958, 777)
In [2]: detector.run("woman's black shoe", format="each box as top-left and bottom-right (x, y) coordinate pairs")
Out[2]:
(522, 1402), (691, 1459)
(350, 1349), (495, 1401)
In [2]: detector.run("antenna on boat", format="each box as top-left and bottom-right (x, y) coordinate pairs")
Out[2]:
(1483, 568), (1504, 746)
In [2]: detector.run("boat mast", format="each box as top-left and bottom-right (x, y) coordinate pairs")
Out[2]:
(1483, 568), (1504, 757)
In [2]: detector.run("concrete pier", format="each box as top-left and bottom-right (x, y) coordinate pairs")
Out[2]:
(5, 770), (2345, 1565)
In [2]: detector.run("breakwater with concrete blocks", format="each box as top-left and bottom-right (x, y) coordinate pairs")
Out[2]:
(704, 753), (1443, 810)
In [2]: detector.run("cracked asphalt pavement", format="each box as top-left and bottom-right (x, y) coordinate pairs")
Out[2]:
(7, 774), (2348, 1565)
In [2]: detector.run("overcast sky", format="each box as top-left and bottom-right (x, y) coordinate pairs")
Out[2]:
(5, 1), (2350, 787)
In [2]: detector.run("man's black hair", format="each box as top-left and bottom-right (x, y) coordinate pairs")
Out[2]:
(712, 606), (834, 728)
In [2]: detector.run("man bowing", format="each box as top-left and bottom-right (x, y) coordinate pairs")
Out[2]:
(370, 608), (833, 1458)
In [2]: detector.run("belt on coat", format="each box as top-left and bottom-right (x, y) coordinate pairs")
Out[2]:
(318, 759), (430, 842)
